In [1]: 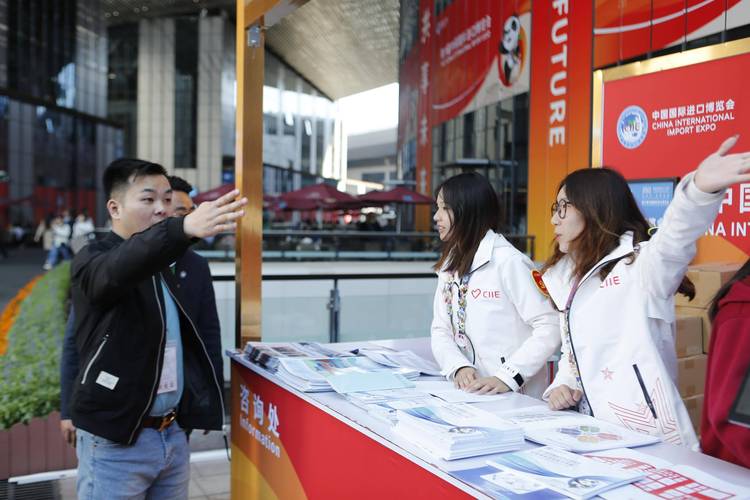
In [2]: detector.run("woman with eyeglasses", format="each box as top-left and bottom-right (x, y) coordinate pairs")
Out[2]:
(540, 135), (750, 448)
(431, 172), (560, 398)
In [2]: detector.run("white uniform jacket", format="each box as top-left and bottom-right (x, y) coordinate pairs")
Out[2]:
(542, 172), (724, 448)
(431, 230), (560, 398)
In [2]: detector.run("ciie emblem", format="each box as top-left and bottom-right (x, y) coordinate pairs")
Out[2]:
(617, 105), (648, 149)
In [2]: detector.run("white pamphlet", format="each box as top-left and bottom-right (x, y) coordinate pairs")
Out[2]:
(496, 407), (660, 452)
(486, 446), (644, 500)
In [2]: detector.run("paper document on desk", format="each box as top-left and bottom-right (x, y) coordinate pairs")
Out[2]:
(244, 341), (353, 371)
(325, 372), (415, 394)
(393, 400), (524, 460)
(355, 347), (442, 376)
(581, 449), (750, 500)
(276, 356), (421, 392)
(414, 380), (511, 403)
(357, 397), (435, 426)
(485, 446), (644, 500)
(450, 465), (567, 499)
(495, 408), (660, 452)
(345, 388), (429, 405)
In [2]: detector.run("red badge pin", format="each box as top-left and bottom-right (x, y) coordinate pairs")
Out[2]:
(531, 270), (549, 297)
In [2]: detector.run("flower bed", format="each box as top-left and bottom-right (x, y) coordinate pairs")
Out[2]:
(0, 276), (41, 355)
(0, 262), (70, 429)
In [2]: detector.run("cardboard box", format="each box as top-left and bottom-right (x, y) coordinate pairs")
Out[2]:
(677, 354), (707, 398)
(675, 262), (741, 308)
(676, 306), (712, 353)
(675, 315), (703, 358)
(683, 394), (704, 435)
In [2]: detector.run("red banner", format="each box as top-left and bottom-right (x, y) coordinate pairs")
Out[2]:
(600, 50), (750, 260)
(594, 0), (748, 69)
(429, 0), (531, 124)
(230, 362), (472, 499)
(398, 0), (532, 206)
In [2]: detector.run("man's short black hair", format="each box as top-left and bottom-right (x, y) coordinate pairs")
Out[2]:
(168, 175), (193, 195)
(103, 158), (168, 200)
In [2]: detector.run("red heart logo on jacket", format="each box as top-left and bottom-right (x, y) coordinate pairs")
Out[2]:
(471, 289), (481, 299)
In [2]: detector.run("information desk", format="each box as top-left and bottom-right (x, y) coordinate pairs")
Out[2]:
(229, 338), (750, 499)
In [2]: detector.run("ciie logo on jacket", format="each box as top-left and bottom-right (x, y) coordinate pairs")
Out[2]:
(471, 288), (502, 300)
(617, 105), (648, 149)
(600, 275), (623, 289)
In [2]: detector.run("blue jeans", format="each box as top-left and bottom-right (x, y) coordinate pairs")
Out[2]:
(45, 244), (71, 267)
(76, 422), (190, 500)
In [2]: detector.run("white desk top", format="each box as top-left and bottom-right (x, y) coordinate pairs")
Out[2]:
(229, 337), (750, 498)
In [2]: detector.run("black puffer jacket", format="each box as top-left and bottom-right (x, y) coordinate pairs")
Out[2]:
(70, 217), (224, 444)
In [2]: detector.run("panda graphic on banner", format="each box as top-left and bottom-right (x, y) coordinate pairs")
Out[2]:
(499, 15), (524, 87)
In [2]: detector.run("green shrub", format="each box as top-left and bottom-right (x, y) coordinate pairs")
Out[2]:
(0, 262), (70, 429)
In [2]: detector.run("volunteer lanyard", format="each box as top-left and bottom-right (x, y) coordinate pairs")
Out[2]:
(562, 280), (593, 416)
(444, 273), (475, 363)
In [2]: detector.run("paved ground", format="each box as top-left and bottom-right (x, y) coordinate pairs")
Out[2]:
(54, 450), (231, 500)
(0, 246), (48, 311)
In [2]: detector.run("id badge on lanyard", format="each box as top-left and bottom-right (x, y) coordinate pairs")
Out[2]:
(445, 274), (475, 363)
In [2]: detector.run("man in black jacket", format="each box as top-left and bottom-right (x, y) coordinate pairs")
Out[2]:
(70, 159), (245, 499)
(59, 175), (225, 448)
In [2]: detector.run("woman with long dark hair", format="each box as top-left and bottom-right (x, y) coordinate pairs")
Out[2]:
(700, 258), (750, 467)
(431, 172), (560, 398)
(541, 135), (750, 448)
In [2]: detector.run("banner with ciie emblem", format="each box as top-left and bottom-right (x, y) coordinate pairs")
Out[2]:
(598, 48), (750, 262)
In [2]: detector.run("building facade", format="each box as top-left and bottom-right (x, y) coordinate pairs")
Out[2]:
(0, 0), (123, 227)
(108, 9), (346, 197)
(347, 128), (397, 187)
(399, 0), (750, 255)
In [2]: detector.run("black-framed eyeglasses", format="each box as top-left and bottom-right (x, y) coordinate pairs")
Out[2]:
(551, 200), (573, 219)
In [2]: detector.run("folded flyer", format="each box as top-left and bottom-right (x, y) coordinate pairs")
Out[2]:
(496, 408), (660, 452)
(486, 446), (644, 500)
(355, 346), (443, 376)
(325, 372), (415, 394)
(276, 356), (420, 392)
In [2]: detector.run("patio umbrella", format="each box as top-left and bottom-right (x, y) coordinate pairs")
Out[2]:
(356, 186), (433, 205)
(280, 183), (357, 211)
(193, 183), (235, 204)
(356, 186), (433, 232)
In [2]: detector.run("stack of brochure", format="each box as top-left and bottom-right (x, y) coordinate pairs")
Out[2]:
(345, 389), (434, 425)
(393, 400), (524, 460)
(276, 356), (421, 392)
(354, 346), (443, 376)
(484, 446), (645, 500)
(244, 341), (351, 371)
(495, 407), (660, 452)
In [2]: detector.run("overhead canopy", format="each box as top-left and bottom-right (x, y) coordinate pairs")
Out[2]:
(104, 0), (399, 100)
(265, 0), (399, 99)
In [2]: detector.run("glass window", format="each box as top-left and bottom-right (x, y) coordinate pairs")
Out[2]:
(107, 22), (139, 156)
(174, 17), (199, 169)
(315, 118), (325, 173)
(281, 90), (297, 136)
